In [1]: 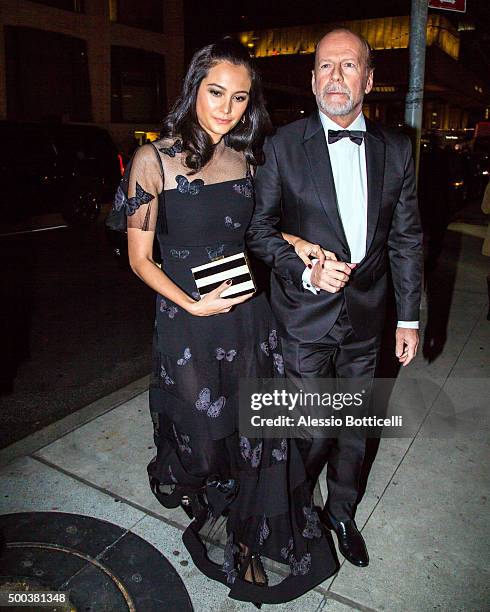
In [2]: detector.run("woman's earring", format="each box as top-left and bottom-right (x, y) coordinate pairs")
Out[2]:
(240, 115), (246, 124)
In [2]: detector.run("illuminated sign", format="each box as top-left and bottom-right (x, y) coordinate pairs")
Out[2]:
(428, 0), (466, 13)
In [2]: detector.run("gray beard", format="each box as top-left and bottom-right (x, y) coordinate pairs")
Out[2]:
(317, 86), (355, 117)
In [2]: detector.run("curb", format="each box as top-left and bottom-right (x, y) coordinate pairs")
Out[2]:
(0, 375), (150, 468)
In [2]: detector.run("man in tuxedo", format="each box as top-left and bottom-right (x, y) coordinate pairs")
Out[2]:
(246, 29), (423, 567)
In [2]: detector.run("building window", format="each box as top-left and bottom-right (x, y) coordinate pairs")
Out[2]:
(5, 26), (92, 122)
(111, 46), (166, 123)
(28, 0), (84, 11)
(109, 0), (164, 33)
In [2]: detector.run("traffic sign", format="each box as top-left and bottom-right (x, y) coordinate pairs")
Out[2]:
(428, 0), (466, 12)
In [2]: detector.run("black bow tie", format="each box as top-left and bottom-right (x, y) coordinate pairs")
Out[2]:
(328, 129), (364, 146)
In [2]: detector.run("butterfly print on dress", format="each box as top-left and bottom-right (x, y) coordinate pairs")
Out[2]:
(224, 215), (241, 229)
(239, 436), (262, 468)
(177, 347), (192, 366)
(176, 175), (204, 195)
(215, 348), (237, 362)
(289, 552), (311, 576)
(172, 424), (192, 455)
(273, 352), (285, 375)
(206, 244), (225, 261)
(170, 249), (190, 260)
(280, 537), (294, 561)
(114, 181), (154, 215)
(195, 388), (226, 418)
(233, 178), (253, 198)
(113, 184), (126, 212)
(260, 329), (283, 373)
(158, 139), (182, 157)
(160, 366), (174, 386)
(258, 516), (270, 546)
(272, 438), (287, 462)
(280, 537), (311, 575)
(160, 298), (178, 318)
(221, 533), (238, 585)
(260, 329), (278, 356)
(301, 506), (322, 539)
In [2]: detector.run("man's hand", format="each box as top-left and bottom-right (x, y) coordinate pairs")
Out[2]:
(395, 328), (419, 366)
(310, 259), (356, 293)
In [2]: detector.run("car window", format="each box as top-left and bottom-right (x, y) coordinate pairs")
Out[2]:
(55, 127), (117, 161)
(0, 124), (56, 162)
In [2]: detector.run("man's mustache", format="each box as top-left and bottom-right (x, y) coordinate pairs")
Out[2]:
(322, 84), (351, 96)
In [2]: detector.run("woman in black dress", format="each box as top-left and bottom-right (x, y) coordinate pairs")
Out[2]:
(119, 37), (337, 605)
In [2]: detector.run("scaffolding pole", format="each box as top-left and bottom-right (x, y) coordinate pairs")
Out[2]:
(405, 0), (429, 182)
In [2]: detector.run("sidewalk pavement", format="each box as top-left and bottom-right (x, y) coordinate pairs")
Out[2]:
(1, 221), (489, 612)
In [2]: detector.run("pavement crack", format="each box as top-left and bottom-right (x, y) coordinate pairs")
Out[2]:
(57, 530), (132, 591)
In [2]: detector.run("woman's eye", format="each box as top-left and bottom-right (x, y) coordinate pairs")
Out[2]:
(209, 89), (222, 96)
(234, 95), (247, 102)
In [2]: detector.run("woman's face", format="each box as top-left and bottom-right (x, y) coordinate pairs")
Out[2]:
(195, 61), (251, 143)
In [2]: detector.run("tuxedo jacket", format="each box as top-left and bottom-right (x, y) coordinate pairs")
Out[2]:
(246, 112), (423, 343)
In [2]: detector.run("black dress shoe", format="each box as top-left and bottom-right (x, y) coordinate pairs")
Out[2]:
(327, 518), (369, 567)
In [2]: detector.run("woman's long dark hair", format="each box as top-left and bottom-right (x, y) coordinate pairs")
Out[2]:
(162, 37), (272, 173)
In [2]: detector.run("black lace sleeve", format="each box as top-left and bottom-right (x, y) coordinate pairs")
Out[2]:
(114, 144), (163, 231)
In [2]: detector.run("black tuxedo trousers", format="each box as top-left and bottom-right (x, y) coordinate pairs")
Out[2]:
(281, 300), (380, 522)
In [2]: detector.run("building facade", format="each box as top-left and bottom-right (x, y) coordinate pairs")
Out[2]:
(0, 0), (184, 151)
(238, 15), (490, 131)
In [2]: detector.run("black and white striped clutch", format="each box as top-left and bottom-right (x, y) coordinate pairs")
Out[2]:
(191, 252), (256, 299)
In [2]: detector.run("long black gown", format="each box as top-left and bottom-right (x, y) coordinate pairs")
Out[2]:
(117, 137), (337, 604)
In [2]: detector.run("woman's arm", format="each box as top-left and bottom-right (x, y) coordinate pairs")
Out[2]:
(281, 232), (336, 267)
(128, 228), (195, 310)
(128, 229), (252, 317)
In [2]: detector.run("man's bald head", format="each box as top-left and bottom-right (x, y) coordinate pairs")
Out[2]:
(315, 28), (373, 73)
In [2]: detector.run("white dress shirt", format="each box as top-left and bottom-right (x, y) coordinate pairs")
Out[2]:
(301, 111), (418, 329)
(322, 111), (368, 263)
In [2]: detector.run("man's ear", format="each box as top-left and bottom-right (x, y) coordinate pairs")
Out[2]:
(365, 68), (374, 95)
(311, 69), (317, 96)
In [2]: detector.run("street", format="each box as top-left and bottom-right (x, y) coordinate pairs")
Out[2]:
(0, 210), (155, 449)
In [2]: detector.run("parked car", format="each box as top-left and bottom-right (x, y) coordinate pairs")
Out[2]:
(419, 138), (470, 217)
(0, 121), (123, 226)
(470, 133), (490, 200)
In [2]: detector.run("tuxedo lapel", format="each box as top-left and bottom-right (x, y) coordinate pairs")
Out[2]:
(364, 118), (385, 256)
(303, 113), (350, 255)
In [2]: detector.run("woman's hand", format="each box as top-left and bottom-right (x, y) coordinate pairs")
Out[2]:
(291, 238), (337, 268)
(187, 280), (254, 316)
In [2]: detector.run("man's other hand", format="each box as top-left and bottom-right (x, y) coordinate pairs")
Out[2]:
(310, 260), (356, 293)
(395, 327), (419, 366)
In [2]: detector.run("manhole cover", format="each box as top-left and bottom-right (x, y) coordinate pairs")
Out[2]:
(0, 512), (193, 612)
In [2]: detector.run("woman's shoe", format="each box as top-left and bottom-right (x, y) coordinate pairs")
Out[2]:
(238, 550), (268, 608)
(248, 554), (268, 586)
(149, 476), (205, 519)
(180, 494), (194, 519)
(149, 476), (181, 508)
